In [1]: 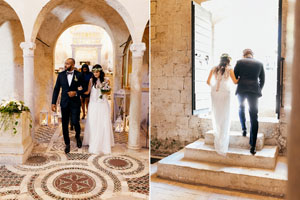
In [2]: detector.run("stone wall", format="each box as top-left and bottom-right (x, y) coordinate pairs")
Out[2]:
(151, 0), (290, 156)
(0, 17), (24, 102)
(34, 40), (53, 124)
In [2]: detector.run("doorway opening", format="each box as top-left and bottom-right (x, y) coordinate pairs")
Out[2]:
(55, 24), (113, 72)
(54, 24), (114, 118)
(192, 0), (280, 121)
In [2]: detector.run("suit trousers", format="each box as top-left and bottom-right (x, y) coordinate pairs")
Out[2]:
(61, 103), (81, 145)
(237, 93), (259, 148)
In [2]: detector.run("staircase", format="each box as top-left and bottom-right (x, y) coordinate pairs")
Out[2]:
(157, 130), (287, 197)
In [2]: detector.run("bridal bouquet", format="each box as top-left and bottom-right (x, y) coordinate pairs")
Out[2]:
(99, 81), (111, 99)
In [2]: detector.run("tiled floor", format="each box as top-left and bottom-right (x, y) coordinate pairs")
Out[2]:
(151, 164), (283, 200)
(0, 124), (149, 200)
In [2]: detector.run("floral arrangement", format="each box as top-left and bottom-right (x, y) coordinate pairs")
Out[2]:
(99, 81), (111, 99)
(0, 100), (32, 135)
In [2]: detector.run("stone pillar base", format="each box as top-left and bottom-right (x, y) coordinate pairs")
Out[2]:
(0, 112), (33, 164)
(127, 144), (141, 150)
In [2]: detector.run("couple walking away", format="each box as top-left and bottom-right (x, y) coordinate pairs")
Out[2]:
(207, 49), (265, 155)
(51, 58), (114, 154)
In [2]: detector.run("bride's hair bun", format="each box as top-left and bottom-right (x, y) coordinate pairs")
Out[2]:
(220, 53), (231, 60)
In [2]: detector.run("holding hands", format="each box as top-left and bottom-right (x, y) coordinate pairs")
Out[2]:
(51, 104), (56, 112)
(68, 91), (77, 97)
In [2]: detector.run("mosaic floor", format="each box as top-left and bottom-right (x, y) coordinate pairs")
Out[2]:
(0, 124), (149, 200)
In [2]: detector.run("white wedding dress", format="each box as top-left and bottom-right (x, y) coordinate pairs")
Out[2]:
(83, 81), (114, 154)
(210, 67), (232, 155)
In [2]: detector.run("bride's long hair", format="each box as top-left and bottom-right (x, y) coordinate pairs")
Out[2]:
(92, 64), (105, 88)
(215, 54), (231, 75)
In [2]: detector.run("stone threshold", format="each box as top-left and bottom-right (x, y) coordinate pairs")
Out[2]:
(157, 150), (287, 197)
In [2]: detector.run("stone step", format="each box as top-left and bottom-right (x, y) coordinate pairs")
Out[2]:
(198, 118), (279, 146)
(204, 130), (265, 150)
(184, 139), (278, 169)
(157, 150), (287, 197)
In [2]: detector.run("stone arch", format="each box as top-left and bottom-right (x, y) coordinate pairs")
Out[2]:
(0, 0), (25, 101)
(53, 22), (115, 56)
(104, 0), (135, 41)
(53, 23), (115, 72)
(30, 0), (132, 122)
(31, 0), (133, 44)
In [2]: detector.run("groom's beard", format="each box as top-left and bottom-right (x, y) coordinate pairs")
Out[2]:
(66, 66), (73, 71)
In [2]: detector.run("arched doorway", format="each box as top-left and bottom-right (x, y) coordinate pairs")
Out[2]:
(54, 24), (114, 118)
(27, 0), (149, 150)
(120, 22), (149, 148)
(30, 0), (130, 125)
(192, 0), (280, 120)
(55, 25), (113, 72)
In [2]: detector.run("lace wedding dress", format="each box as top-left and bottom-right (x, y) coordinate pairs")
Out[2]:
(210, 67), (232, 155)
(83, 81), (114, 154)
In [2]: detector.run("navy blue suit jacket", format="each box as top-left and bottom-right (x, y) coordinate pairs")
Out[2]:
(234, 58), (265, 97)
(52, 70), (83, 108)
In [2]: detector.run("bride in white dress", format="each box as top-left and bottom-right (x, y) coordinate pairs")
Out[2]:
(83, 64), (114, 154)
(206, 54), (238, 155)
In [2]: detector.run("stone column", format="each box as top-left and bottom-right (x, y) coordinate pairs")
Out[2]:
(128, 43), (146, 150)
(20, 42), (36, 123)
(71, 45), (78, 68)
(289, 1), (300, 199)
(97, 45), (102, 65)
(71, 45), (76, 62)
(115, 51), (124, 91)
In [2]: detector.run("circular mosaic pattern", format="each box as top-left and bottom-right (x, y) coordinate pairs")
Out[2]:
(92, 156), (122, 192)
(28, 156), (47, 163)
(48, 153), (61, 162)
(53, 172), (96, 194)
(103, 157), (133, 170)
(25, 154), (49, 166)
(50, 141), (78, 152)
(109, 159), (128, 167)
(119, 155), (145, 176)
(41, 167), (107, 199)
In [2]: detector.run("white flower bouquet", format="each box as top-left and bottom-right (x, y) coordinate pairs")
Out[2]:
(0, 99), (32, 135)
(99, 81), (111, 99)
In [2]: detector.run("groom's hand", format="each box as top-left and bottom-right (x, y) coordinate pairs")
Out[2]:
(68, 91), (76, 97)
(51, 104), (56, 112)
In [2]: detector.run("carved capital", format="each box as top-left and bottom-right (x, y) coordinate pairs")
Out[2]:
(130, 43), (146, 58)
(20, 42), (36, 57)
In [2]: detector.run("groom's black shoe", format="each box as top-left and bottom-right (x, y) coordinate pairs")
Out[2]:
(250, 146), (256, 155)
(76, 137), (82, 148)
(65, 144), (70, 154)
(242, 130), (247, 137)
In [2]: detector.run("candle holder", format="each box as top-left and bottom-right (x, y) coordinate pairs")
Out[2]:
(114, 116), (124, 133)
(40, 110), (48, 126)
(51, 112), (59, 125)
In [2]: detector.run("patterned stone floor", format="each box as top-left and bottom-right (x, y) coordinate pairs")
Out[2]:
(0, 124), (149, 200)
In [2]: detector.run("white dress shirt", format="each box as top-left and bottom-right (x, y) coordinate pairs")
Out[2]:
(67, 70), (74, 86)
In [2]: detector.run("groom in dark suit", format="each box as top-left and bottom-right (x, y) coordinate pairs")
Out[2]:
(234, 49), (265, 155)
(52, 58), (83, 153)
